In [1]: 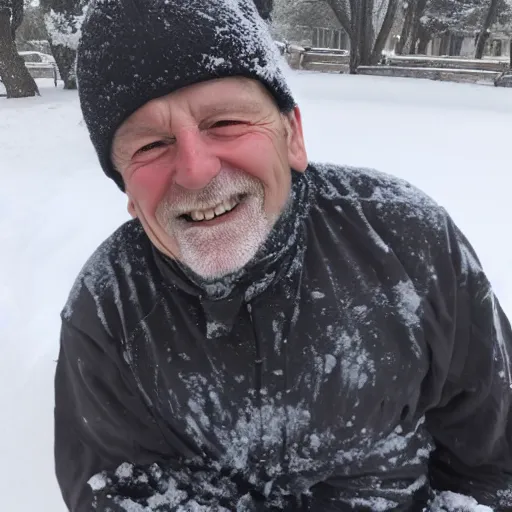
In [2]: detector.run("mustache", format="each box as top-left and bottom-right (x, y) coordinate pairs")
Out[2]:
(161, 169), (264, 216)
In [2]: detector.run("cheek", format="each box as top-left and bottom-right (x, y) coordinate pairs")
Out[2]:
(221, 135), (290, 214)
(127, 162), (172, 216)
(221, 134), (287, 185)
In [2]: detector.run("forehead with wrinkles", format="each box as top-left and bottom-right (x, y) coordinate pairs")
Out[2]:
(112, 77), (279, 149)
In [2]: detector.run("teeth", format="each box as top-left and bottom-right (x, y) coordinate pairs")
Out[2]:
(188, 196), (241, 222)
(191, 210), (205, 221)
(214, 203), (226, 216)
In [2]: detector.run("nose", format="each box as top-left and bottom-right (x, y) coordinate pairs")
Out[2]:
(172, 128), (221, 190)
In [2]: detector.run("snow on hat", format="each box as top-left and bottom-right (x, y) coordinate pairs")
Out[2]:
(77, 0), (295, 190)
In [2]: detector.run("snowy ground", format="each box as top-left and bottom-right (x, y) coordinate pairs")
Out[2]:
(1, 73), (511, 511)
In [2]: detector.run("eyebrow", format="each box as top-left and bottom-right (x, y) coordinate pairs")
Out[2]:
(197, 100), (263, 118)
(114, 124), (170, 143)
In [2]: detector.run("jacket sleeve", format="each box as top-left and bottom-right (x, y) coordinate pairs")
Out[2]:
(55, 319), (256, 511)
(425, 213), (512, 509)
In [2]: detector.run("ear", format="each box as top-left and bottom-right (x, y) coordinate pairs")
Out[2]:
(284, 106), (308, 173)
(127, 197), (137, 218)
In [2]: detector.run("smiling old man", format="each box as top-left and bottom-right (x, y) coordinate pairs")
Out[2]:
(54, 0), (512, 510)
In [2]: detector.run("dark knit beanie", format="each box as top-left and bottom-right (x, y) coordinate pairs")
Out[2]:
(76, 0), (296, 190)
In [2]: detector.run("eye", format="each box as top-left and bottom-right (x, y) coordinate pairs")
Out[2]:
(135, 140), (167, 155)
(207, 120), (248, 138)
(211, 120), (244, 128)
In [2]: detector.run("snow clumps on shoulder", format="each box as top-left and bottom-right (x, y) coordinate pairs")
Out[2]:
(61, 220), (150, 324)
(312, 163), (444, 228)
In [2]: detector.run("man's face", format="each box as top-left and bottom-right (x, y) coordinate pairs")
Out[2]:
(111, 77), (308, 279)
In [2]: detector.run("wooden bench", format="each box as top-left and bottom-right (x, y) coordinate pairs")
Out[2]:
(25, 62), (59, 87)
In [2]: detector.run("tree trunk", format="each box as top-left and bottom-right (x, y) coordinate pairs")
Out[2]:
(475, 0), (500, 59)
(0, 8), (39, 98)
(41, 0), (83, 89)
(451, 36), (463, 56)
(438, 32), (450, 56)
(49, 41), (76, 89)
(475, 30), (491, 59)
(408, 0), (428, 54)
(371, 0), (399, 64)
(326, 0), (353, 38)
(349, 0), (361, 72)
(326, 0), (357, 72)
(396, 1), (414, 55)
(417, 24), (430, 55)
(11, 0), (23, 39)
(349, 33), (359, 73)
(359, 0), (374, 65)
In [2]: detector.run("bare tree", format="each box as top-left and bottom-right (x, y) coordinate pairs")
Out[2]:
(323, 0), (399, 71)
(402, 0), (511, 57)
(371, 0), (399, 61)
(475, 0), (500, 58)
(408, 0), (428, 53)
(0, 0), (39, 97)
(16, 4), (47, 45)
(396, 0), (429, 54)
(41, 0), (88, 89)
(360, 0), (375, 66)
(417, 0), (476, 56)
(274, 0), (398, 70)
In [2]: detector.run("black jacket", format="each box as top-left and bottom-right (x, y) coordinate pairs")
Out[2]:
(55, 164), (512, 511)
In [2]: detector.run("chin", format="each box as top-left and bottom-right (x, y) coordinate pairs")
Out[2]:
(171, 196), (272, 280)
(182, 246), (259, 280)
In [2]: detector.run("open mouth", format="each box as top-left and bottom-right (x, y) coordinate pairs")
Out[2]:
(179, 194), (246, 223)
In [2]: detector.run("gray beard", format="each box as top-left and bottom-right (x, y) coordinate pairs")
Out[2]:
(155, 169), (275, 279)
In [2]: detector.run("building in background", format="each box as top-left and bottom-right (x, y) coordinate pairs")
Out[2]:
(272, 0), (511, 58)
(427, 28), (511, 58)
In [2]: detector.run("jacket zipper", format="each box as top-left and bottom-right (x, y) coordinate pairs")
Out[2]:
(248, 300), (297, 507)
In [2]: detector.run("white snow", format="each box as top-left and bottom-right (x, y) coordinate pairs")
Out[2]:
(430, 491), (494, 511)
(1, 72), (511, 510)
(44, 8), (87, 51)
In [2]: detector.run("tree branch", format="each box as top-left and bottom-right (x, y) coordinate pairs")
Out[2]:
(11, 0), (24, 38)
(326, 0), (354, 38)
